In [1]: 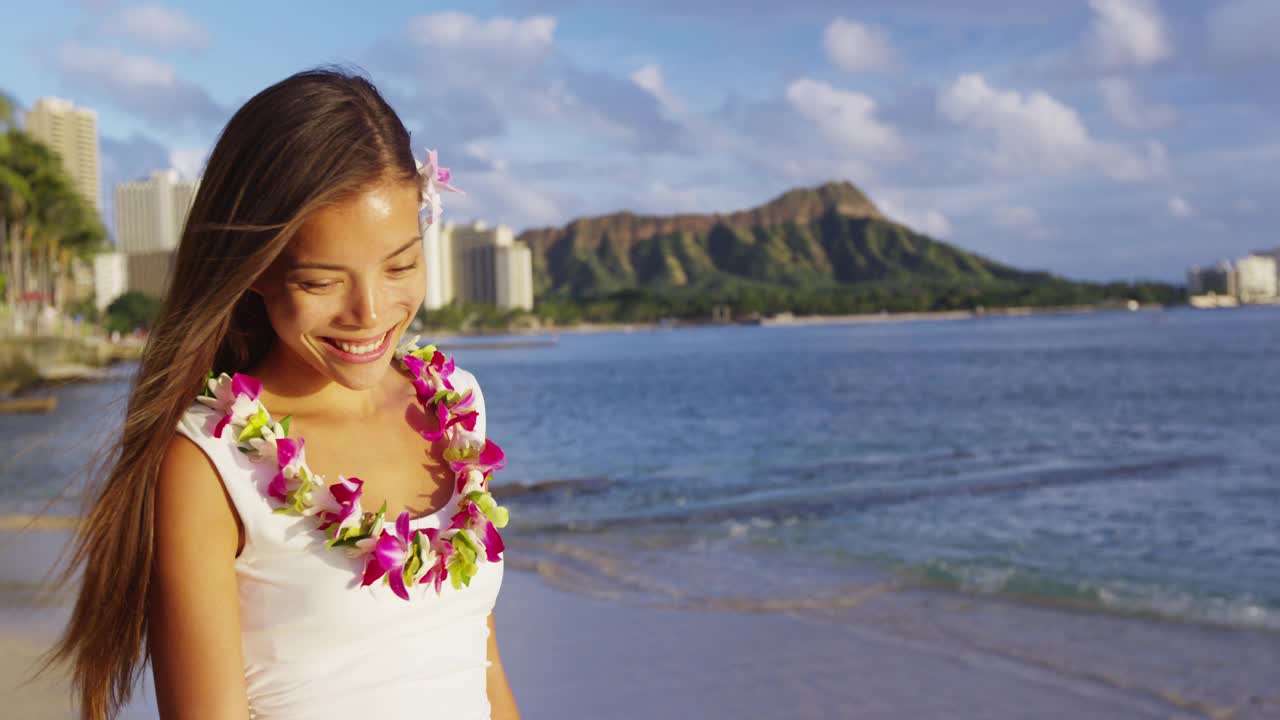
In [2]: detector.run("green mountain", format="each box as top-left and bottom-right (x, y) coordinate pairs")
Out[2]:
(517, 181), (1052, 298)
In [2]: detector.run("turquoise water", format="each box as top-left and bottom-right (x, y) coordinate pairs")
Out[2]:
(4, 307), (1279, 628)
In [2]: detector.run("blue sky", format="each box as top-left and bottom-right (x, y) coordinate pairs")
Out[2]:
(4, 0), (1279, 282)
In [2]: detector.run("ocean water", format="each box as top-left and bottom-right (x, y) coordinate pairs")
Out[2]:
(3, 307), (1279, 629)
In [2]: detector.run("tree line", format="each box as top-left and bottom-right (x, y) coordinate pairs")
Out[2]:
(417, 278), (1185, 332)
(0, 93), (108, 333)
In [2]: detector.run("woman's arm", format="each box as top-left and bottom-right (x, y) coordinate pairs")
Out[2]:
(486, 612), (521, 720)
(149, 435), (251, 719)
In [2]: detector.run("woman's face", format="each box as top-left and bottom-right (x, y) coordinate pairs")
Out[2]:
(255, 180), (426, 390)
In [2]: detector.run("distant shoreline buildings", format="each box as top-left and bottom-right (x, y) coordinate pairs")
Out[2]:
(429, 221), (534, 312)
(16, 94), (535, 322)
(19, 97), (104, 320)
(23, 97), (101, 212)
(103, 180), (534, 313)
(1186, 251), (1280, 308)
(101, 169), (202, 305)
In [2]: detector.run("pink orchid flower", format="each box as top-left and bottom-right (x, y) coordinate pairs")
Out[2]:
(425, 149), (462, 193)
(417, 527), (455, 594)
(447, 438), (506, 489)
(457, 468), (487, 497)
(361, 510), (418, 601)
(449, 501), (506, 563)
(198, 373), (262, 438)
(402, 350), (456, 404)
(267, 437), (306, 503)
(417, 148), (464, 226)
(316, 475), (364, 538)
(420, 389), (479, 442)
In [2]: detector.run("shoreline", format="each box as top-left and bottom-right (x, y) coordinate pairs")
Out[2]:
(3, 512), (1277, 636)
(3, 559), (1275, 719)
(0, 335), (143, 396)
(1, 304), (1153, 387)
(424, 302), (1169, 340)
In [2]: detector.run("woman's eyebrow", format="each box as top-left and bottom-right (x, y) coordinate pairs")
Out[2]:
(290, 236), (421, 271)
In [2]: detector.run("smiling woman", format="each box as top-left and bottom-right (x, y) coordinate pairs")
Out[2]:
(252, 184), (427, 384)
(38, 67), (519, 720)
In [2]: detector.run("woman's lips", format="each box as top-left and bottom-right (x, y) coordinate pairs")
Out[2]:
(319, 328), (394, 361)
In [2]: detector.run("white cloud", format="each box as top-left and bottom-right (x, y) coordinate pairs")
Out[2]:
(916, 209), (951, 237)
(1087, 0), (1172, 68)
(630, 63), (684, 115)
(878, 195), (951, 237)
(992, 204), (1041, 229)
(60, 44), (174, 87)
(991, 204), (1053, 239)
(168, 146), (207, 179)
(407, 13), (555, 66)
(108, 5), (209, 51)
(939, 74), (1091, 171)
(460, 141), (508, 173)
(937, 73), (1162, 181)
(387, 13), (686, 154)
(52, 44), (224, 128)
(784, 78), (900, 160)
(450, 169), (564, 228)
(1098, 76), (1176, 129)
(823, 18), (896, 73)
(1208, 0), (1280, 65)
(629, 179), (709, 214)
(1167, 195), (1193, 218)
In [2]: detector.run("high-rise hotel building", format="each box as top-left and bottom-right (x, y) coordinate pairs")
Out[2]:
(422, 221), (534, 311)
(23, 97), (102, 212)
(115, 169), (200, 254)
(114, 170), (201, 298)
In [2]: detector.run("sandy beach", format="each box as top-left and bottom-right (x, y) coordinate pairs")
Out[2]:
(3, 524), (1278, 719)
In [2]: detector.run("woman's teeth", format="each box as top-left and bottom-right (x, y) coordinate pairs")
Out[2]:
(331, 331), (386, 355)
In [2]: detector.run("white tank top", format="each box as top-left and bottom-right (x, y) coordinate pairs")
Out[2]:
(173, 369), (503, 720)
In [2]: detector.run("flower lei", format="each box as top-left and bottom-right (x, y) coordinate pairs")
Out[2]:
(196, 336), (509, 601)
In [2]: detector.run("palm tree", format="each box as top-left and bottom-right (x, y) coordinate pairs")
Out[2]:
(0, 92), (15, 131)
(0, 115), (106, 334)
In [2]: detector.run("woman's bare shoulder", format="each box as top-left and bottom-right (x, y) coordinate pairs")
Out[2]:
(156, 432), (243, 556)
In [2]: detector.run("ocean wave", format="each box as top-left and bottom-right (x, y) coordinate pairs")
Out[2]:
(507, 529), (1280, 632)
(871, 559), (1280, 631)
(506, 453), (1224, 534)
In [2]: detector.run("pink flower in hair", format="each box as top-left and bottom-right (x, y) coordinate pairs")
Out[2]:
(417, 148), (465, 226)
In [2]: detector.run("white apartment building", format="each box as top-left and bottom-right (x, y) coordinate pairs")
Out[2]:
(115, 170), (200, 254)
(421, 221), (534, 311)
(24, 97), (101, 211)
(422, 220), (455, 310)
(92, 252), (127, 311)
(495, 242), (534, 311)
(1235, 254), (1277, 302)
(127, 250), (176, 299)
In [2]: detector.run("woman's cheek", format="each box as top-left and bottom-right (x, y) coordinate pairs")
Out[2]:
(281, 293), (340, 331)
(402, 268), (428, 306)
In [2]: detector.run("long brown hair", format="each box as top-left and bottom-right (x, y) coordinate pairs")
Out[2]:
(44, 66), (420, 719)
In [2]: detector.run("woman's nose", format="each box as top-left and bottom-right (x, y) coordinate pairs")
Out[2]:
(348, 279), (381, 326)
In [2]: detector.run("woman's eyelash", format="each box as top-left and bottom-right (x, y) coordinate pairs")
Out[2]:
(296, 264), (416, 289)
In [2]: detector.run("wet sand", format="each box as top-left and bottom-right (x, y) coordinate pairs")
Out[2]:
(3, 525), (1279, 719)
